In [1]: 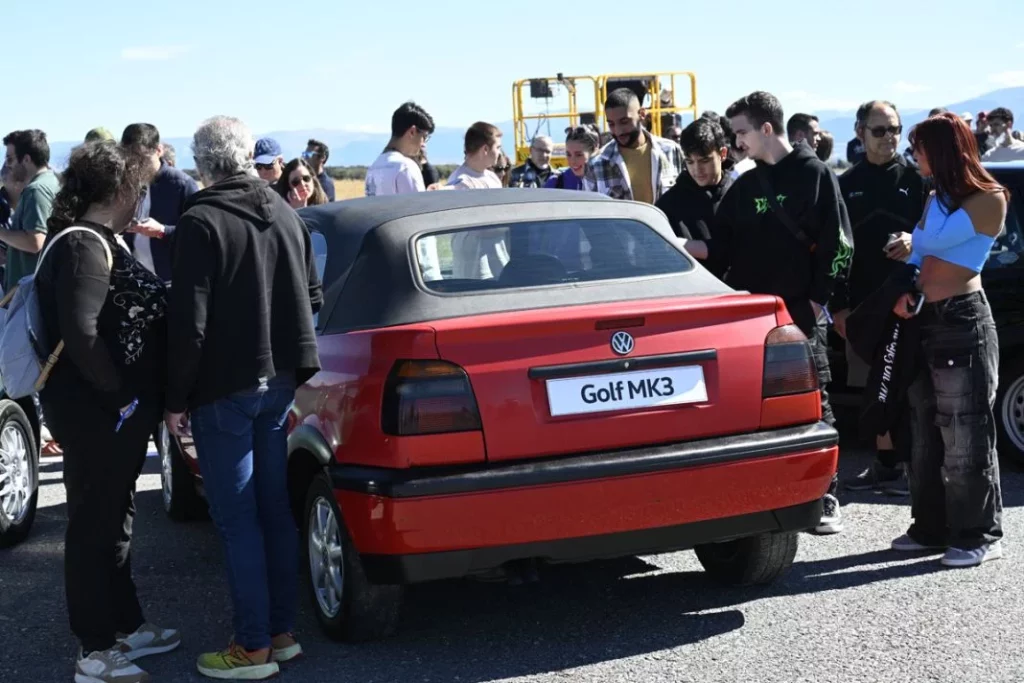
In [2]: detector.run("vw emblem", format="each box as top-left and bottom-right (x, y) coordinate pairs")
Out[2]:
(610, 331), (635, 356)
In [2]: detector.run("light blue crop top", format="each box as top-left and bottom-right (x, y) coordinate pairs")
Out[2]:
(908, 195), (996, 273)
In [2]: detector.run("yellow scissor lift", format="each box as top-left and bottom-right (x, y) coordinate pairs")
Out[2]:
(512, 72), (699, 169)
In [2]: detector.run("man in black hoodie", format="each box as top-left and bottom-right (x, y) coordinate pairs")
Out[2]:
(681, 91), (854, 535)
(655, 116), (734, 277)
(831, 100), (926, 496)
(165, 115), (322, 680)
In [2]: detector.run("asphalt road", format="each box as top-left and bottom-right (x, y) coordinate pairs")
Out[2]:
(3, 441), (1023, 683)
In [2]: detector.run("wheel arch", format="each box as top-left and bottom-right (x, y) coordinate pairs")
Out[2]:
(287, 425), (334, 524)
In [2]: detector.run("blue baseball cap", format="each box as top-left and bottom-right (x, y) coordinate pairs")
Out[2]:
(254, 138), (282, 164)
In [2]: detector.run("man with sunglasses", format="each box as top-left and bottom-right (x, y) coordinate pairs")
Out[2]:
(254, 138), (284, 185)
(831, 100), (925, 496)
(510, 135), (554, 188)
(302, 139), (335, 201)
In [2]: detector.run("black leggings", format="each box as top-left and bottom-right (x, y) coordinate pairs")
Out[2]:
(40, 390), (163, 653)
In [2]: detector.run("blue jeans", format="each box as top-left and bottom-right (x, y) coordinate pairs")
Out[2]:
(191, 374), (298, 651)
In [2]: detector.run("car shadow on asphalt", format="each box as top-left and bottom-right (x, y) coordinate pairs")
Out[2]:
(13, 459), (1017, 683)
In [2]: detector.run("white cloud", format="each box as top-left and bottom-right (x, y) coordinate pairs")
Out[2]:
(892, 81), (931, 94)
(120, 45), (191, 61)
(988, 71), (1024, 87)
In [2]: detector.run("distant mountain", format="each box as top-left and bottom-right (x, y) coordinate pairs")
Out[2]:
(44, 87), (1024, 170)
(817, 87), (1024, 159)
(46, 122), (518, 171)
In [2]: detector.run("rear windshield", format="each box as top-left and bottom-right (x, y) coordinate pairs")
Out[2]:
(415, 218), (693, 293)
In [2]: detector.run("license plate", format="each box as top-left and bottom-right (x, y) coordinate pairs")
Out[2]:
(545, 365), (708, 417)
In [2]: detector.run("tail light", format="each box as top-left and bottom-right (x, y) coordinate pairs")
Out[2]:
(382, 360), (482, 436)
(762, 325), (819, 398)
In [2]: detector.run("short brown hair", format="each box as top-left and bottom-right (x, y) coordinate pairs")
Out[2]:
(465, 122), (502, 155)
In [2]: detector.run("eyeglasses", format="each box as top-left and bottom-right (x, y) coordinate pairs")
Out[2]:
(255, 163), (276, 171)
(302, 150), (322, 160)
(290, 175), (312, 187)
(866, 125), (902, 138)
(493, 166), (510, 173)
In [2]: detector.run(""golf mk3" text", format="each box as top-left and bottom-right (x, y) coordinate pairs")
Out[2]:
(580, 377), (676, 404)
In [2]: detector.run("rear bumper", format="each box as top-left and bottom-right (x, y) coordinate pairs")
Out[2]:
(331, 422), (838, 583)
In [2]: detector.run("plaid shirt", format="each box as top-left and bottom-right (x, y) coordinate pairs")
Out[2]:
(583, 130), (685, 202)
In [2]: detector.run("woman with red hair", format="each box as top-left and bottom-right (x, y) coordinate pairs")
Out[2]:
(891, 112), (1008, 567)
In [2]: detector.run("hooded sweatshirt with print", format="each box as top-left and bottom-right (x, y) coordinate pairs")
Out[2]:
(706, 142), (853, 335)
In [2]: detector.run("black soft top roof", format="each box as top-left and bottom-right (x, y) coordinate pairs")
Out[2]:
(297, 190), (732, 335)
(299, 188), (615, 238)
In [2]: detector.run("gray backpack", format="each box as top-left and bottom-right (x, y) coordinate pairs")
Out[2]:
(0, 226), (112, 399)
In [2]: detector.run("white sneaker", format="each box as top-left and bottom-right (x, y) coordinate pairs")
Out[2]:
(813, 494), (843, 534)
(116, 622), (181, 661)
(75, 647), (150, 683)
(941, 542), (1003, 568)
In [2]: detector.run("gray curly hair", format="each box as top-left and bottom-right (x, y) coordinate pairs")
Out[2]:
(191, 115), (256, 184)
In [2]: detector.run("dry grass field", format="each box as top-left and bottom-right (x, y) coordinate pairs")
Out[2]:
(335, 178), (365, 200)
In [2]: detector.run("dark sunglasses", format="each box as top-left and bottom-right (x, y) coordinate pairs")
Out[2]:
(255, 162), (276, 170)
(290, 175), (312, 187)
(493, 166), (510, 173)
(866, 125), (902, 138)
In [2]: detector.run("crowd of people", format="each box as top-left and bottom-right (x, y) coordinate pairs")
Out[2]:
(0, 89), (1014, 683)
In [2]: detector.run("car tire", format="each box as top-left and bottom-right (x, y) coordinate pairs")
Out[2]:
(997, 356), (1024, 469)
(0, 399), (39, 548)
(303, 473), (403, 642)
(158, 423), (208, 521)
(694, 531), (798, 586)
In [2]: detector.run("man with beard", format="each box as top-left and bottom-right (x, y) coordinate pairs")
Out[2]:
(833, 100), (926, 496)
(655, 117), (734, 277)
(0, 129), (59, 293)
(680, 91), (853, 535)
(584, 88), (685, 203)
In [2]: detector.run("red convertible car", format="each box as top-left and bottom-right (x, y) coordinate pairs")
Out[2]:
(160, 189), (839, 641)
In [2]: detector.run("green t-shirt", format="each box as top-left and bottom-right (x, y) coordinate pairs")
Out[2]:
(5, 169), (59, 291)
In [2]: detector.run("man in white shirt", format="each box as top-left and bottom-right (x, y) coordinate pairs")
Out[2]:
(365, 101), (435, 196)
(365, 101), (441, 280)
(981, 107), (1024, 161)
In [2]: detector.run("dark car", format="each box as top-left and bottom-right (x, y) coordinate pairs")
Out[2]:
(828, 161), (1024, 465)
(161, 189), (839, 641)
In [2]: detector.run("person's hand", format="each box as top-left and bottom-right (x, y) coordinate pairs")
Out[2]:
(884, 232), (913, 261)
(288, 184), (310, 209)
(893, 292), (918, 319)
(164, 411), (191, 438)
(127, 218), (166, 239)
(832, 308), (850, 339)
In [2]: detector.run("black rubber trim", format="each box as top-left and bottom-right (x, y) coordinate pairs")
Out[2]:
(527, 349), (717, 380)
(288, 425), (335, 466)
(359, 499), (823, 584)
(330, 421), (837, 499)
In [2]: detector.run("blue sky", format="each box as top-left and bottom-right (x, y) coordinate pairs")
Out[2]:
(3, 0), (1023, 144)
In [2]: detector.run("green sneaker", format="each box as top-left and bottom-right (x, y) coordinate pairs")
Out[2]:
(196, 641), (279, 680)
